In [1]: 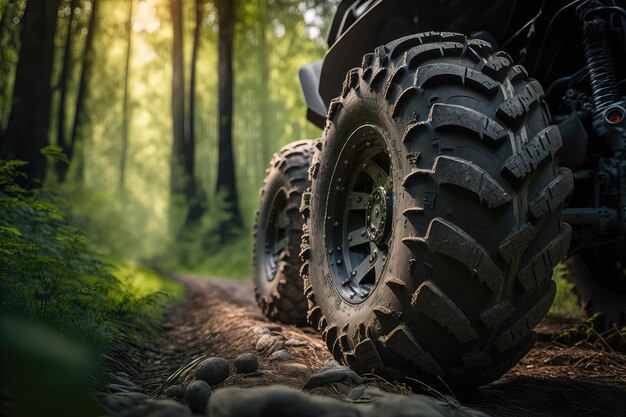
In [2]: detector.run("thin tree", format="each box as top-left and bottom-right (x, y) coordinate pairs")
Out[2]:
(0, 0), (18, 133)
(120, 0), (134, 195)
(0, 0), (16, 52)
(257, 0), (271, 164)
(55, 0), (80, 181)
(3, 0), (62, 185)
(178, 0), (206, 229)
(215, 0), (242, 240)
(70, 0), (98, 182)
(170, 0), (190, 225)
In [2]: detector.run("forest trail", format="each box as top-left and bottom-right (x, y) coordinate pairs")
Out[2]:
(122, 275), (626, 417)
(134, 275), (332, 393)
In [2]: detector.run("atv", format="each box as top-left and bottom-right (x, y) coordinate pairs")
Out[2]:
(253, 0), (626, 387)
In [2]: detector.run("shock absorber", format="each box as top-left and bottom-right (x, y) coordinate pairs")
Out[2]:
(582, 17), (620, 114)
(581, 10), (626, 232)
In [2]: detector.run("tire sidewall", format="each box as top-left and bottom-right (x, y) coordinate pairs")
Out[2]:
(309, 91), (413, 343)
(254, 164), (294, 300)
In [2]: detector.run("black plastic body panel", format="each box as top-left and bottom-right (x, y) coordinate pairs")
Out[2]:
(299, 60), (327, 128)
(300, 0), (608, 128)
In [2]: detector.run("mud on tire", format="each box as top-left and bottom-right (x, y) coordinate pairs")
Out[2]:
(300, 32), (573, 387)
(253, 140), (314, 326)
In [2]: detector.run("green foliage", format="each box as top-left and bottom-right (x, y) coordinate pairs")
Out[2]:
(0, 159), (182, 397)
(550, 264), (585, 318)
(41, 144), (70, 165)
(2, 0), (336, 277)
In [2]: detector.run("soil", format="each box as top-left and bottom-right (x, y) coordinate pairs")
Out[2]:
(131, 275), (626, 417)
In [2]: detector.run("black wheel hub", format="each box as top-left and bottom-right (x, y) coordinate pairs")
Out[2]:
(366, 186), (390, 245)
(325, 125), (392, 303)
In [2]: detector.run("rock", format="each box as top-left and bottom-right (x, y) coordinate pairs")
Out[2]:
(256, 334), (274, 351)
(164, 384), (185, 400)
(285, 339), (309, 348)
(100, 392), (150, 414)
(208, 385), (357, 417)
(206, 384), (492, 417)
(247, 326), (270, 338)
(347, 386), (391, 402)
(364, 392), (491, 417)
(256, 334), (285, 355)
(195, 357), (230, 385)
(269, 350), (293, 361)
(121, 399), (193, 417)
(184, 380), (211, 414)
(235, 353), (259, 373)
(303, 366), (363, 390)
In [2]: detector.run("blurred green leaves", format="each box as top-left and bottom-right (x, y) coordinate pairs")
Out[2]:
(0, 159), (182, 415)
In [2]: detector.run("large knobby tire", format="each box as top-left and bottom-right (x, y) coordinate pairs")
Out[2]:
(564, 251), (626, 329)
(253, 140), (313, 326)
(300, 32), (574, 388)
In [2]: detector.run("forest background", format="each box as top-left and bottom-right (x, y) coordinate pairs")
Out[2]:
(0, 0), (335, 279)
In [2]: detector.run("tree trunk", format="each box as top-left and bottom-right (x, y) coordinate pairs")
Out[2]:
(179, 0), (206, 228)
(0, 0), (18, 133)
(170, 0), (186, 196)
(188, 0), (201, 174)
(70, 0), (98, 182)
(120, 0), (134, 196)
(0, 0), (16, 50)
(215, 0), (242, 240)
(3, 0), (61, 186)
(257, 0), (271, 164)
(55, 0), (79, 182)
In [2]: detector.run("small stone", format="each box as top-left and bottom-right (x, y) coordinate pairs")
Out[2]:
(121, 399), (193, 417)
(347, 386), (388, 402)
(256, 334), (274, 351)
(208, 385), (356, 417)
(269, 350), (293, 361)
(235, 353), (259, 373)
(184, 380), (211, 414)
(303, 366), (363, 390)
(195, 357), (230, 385)
(256, 334), (285, 355)
(164, 384), (185, 400)
(247, 326), (270, 338)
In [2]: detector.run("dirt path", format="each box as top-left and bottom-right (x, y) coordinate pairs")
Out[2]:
(132, 275), (626, 417)
(134, 275), (332, 393)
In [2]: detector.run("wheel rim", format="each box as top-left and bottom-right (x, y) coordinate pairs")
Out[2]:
(264, 188), (289, 281)
(325, 125), (392, 303)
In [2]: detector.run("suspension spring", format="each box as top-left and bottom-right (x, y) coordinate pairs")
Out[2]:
(583, 17), (619, 113)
